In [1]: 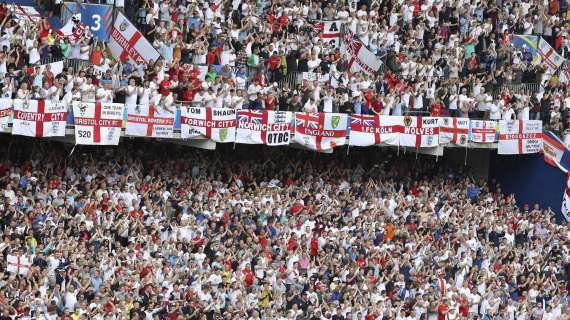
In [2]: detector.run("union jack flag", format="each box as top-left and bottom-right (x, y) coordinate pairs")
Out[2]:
(296, 113), (320, 129)
(351, 115), (375, 127)
(238, 110), (263, 124)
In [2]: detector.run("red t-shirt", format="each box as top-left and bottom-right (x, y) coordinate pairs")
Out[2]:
(159, 80), (171, 95)
(438, 304), (449, 320)
(242, 269), (254, 286)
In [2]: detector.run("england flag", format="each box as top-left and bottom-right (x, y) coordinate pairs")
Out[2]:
(12, 99), (67, 138)
(126, 105), (175, 138)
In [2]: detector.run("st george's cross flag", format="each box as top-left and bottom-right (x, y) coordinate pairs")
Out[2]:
(235, 110), (292, 145)
(538, 37), (564, 73)
(339, 25), (382, 75)
(0, 99), (11, 133)
(180, 107), (236, 143)
(399, 116), (440, 148)
(349, 114), (400, 147)
(470, 120), (497, 143)
(439, 117), (469, 146)
(126, 105), (175, 138)
(498, 120), (543, 154)
(294, 112), (348, 152)
(109, 11), (160, 65)
(72, 102), (125, 145)
(7, 254), (31, 276)
(12, 99), (67, 137)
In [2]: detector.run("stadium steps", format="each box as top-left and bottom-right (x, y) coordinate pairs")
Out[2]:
(0, 0), (63, 28)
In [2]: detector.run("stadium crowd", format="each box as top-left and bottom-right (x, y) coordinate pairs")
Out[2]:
(0, 0), (568, 136)
(0, 140), (567, 319)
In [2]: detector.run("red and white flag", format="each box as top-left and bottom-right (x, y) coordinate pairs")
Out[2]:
(11, 5), (41, 25)
(73, 102), (124, 145)
(7, 254), (31, 276)
(12, 99), (67, 138)
(400, 116), (440, 148)
(470, 120), (497, 143)
(109, 11), (160, 65)
(498, 120), (543, 154)
(0, 99), (11, 133)
(180, 107), (236, 143)
(294, 112), (347, 152)
(439, 117), (469, 147)
(340, 25), (382, 75)
(56, 14), (88, 44)
(126, 105), (175, 138)
(349, 114), (400, 147)
(538, 38), (564, 73)
(320, 21), (342, 48)
(236, 110), (292, 145)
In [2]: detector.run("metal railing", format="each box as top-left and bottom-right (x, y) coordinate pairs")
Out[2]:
(38, 57), (92, 71)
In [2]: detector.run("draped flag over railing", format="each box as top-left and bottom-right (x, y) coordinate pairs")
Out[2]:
(349, 114), (400, 147)
(126, 105), (175, 138)
(400, 116), (440, 148)
(439, 117), (469, 147)
(72, 102), (124, 145)
(235, 110), (293, 145)
(12, 100), (67, 138)
(294, 112), (348, 152)
(180, 107), (236, 143)
(498, 120), (542, 154)
(470, 120), (497, 143)
(0, 103), (545, 155)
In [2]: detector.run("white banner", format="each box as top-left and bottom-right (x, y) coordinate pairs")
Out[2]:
(439, 117), (469, 147)
(236, 110), (292, 145)
(126, 105), (175, 138)
(109, 11), (160, 65)
(12, 100), (67, 137)
(73, 102), (124, 145)
(0, 99), (11, 133)
(7, 254), (31, 276)
(470, 120), (497, 143)
(294, 112), (347, 151)
(349, 114), (400, 147)
(340, 25), (382, 75)
(400, 116), (440, 148)
(322, 21), (342, 48)
(498, 120), (543, 154)
(180, 107), (236, 143)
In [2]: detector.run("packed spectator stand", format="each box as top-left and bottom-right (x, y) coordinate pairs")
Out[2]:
(1, 0), (570, 138)
(0, 0), (568, 319)
(0, 138), (568, 319)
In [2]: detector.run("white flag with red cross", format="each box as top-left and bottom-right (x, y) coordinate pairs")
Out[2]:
(439, 117), (469, 147)
(109, 11), (160, 65)
(12, 99), (67, 138)
(180, 107), (236, 143)
(294, 112), (348, 152)
(538, 38), (564, 73)
(7, 254), (31, 276)
(349, 114), (401, 147)
(498, 120), (543, 155)
(470, 120), (497, 143)
(73, 102), (125, 145)
(399, 116), (440, 148)
(126, 105), (175, 138)
(236, 110), (293, 146)
(0, 99), (11, 133)
(340, 25), (382, 75)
